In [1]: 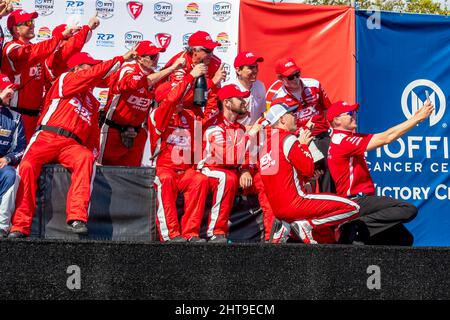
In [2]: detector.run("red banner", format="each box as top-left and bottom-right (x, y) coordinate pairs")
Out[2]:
(239, 0), (355, 104)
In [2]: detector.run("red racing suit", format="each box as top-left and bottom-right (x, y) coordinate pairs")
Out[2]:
(1, 31), (66, 142)
(10, 56), (124, 236)
(44, 25), (92, 89)
(149, 73), (209, 241)
(162, 51), (220, 119)
(99, 61), (154, 166)
(198, 114), (250, 238)
(258, 128), (359, 244)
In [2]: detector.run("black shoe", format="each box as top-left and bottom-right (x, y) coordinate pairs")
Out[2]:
(269, 219), (291, 243)
(67, 220), (88, 235)
(187, 236), (207, 243)
(337, 220), (369, 245)
(208, 235), (227, 243)
(168, 235), (187, 243)
(7, 231), (27, 239)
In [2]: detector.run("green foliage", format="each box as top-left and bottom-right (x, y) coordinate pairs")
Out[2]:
(302, 0), (449, 15)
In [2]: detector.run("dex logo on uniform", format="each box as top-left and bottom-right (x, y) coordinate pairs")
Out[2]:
(401, 79), (446, 126)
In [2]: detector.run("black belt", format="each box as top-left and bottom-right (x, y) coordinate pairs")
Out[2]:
(12, 107), (40, 117)
(102, 118), (141, 133)
(37, 125), (83, 144)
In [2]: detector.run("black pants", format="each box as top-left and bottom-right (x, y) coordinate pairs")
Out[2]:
(314, 133), (336, 193)
(352, 195), (417, 237)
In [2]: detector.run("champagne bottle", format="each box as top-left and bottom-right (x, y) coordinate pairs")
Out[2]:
(193, 74), (207, 107)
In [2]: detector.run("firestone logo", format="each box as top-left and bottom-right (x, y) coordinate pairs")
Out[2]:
(401, 79), (446, 127)
(127, 1), (143, 19)
(155, 33), (171, 50)
(154, 2), (172, 22)
(213, 2), (231, 22)
(96, 0), (114, 19)
(35, 0), (54, 16)
(124, 31), (143, 49)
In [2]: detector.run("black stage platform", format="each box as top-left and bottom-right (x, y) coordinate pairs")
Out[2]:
(0, 239), (449, 300)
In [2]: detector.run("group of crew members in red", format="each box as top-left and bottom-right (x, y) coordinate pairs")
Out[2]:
(0, 3), (434, 245)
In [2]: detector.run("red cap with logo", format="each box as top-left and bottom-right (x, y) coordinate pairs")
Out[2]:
(67, 52), (102, 69)
(7, 9), (38, 30)
(217, 84), (250, 101)
(234, 51), (264, 68)
(136, 40), (165, 56)
(326, 101), (360, 122)
(275, 57), (301, 77)
(188, 31), (221, 50)
(0, 73), (18, 91)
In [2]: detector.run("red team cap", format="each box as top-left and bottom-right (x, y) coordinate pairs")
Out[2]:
(7, 9), (38, 30)
(67, 52), (102, 69)
(135, 40), (166, 56)
(188, 31), (221, 50)
(265, 96), (299, 125)
(52, 24), (67, 37)
(233, 51), (264, 68)
(0, 73), (18, 90)
(326, 101), (360, 122)
(275, 57), (301, 77)
(217, 84), (250, 101)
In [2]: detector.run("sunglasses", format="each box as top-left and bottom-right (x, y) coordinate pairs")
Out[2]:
(201, 48), (213, 54)
(340, 110), (357, 117)
(17, 20), (34, 27)
(286, 72), (300, 81)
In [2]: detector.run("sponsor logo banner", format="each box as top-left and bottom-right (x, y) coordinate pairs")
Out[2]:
(124, 31), (143, 49)
(127, 1), (143, 19)
(96, 0), (114, 19)
(154, 2), (172, 22)
(35, 0), (54, 16)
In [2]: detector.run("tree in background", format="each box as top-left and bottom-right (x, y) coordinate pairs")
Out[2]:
(302, 0), (449, 15)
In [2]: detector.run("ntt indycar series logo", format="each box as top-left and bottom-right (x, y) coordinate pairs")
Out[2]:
(96, 0), (114, 19)
(401, 79), (446, 127)
(124, 31), (143, 49)
(182, 33), (193, 47)
(35, 0), (54, 16)
(154, 2), (172, 22)
(213, 2), (231, 22)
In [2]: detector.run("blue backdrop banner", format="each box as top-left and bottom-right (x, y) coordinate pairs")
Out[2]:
(356, 11), (450, 246)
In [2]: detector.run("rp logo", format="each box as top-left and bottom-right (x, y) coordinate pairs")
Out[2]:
(155, 33), (171, 50)
(401, 79), (446, 127)
(127, 1), (143, 19)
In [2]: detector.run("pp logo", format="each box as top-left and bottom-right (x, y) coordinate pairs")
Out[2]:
(401, 79), (446, 127)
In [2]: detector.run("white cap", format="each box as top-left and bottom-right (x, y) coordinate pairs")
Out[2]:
(265, 103), (297, 126)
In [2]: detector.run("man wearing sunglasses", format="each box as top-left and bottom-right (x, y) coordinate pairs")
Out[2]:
(160, 30), (225, 119)
(98, 40), (185, 166)
(327, 100), (434, 244)
(272, 57), (334, 194)
(2, 9), (77, 143)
